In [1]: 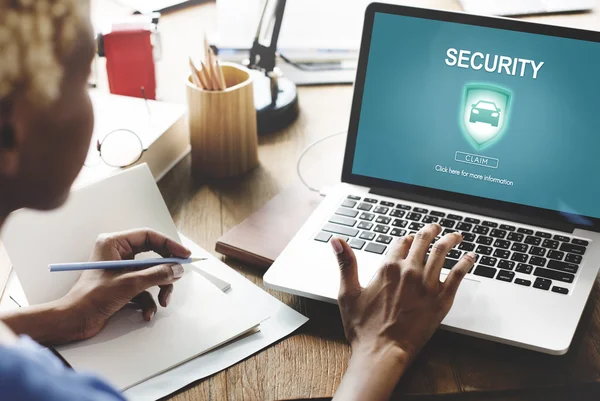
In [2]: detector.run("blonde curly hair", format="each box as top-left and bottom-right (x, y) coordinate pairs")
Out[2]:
(0, 0), (90, 107)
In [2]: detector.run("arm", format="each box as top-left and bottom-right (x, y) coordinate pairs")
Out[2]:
(331, 224), (476, 401)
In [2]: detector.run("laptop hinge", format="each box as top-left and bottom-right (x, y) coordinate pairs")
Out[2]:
(370, 187), (575, 233)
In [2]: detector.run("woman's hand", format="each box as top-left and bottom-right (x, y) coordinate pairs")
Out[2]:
(0, 229), (191, 345)
(332, 223), (476, 401)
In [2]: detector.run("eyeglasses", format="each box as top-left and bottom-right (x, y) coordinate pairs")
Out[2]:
(84, 129), (146, 168)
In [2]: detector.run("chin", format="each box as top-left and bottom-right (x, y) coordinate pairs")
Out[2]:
(34, 190), (70, 211)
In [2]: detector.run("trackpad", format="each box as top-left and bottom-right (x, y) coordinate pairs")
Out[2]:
(442, 277), (481, 324)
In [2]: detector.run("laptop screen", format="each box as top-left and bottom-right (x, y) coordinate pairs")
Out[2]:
(350, 11), (600, 223)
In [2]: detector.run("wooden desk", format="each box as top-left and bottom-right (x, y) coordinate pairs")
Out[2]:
(95, 1), (600, 399)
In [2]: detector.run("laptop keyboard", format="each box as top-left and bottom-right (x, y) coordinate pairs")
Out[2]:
(314, 194), (591, 296)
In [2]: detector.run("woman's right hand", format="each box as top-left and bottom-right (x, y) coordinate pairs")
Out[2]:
(331, 223), (476, 401)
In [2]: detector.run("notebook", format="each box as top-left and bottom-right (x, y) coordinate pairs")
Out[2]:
(1, 164), (265, 390)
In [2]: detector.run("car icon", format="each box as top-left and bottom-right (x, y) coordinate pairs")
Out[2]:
(469, 100), (501, 127)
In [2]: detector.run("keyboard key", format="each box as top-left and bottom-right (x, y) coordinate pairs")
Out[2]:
(456, 222), (473, 231)
(357, 203), (373, 211)
(396, 204), (411, 210)
(462, 233), (476, 242)
(529, 246), (546, 257)
(547, 260), (579, 274)
(533, 278), (552, 291)
(364, 198), (378, 204)
(365, 242), (386, 254)
(376, 216), (391, 225)
(390, 228), (407, 237)
(547, 250), (564, 260)
(517, 228), (534, 235)
(553, 235), (570, 242)
(448, 249), (462, 259)
(329, 215), (357, 227)
(443, 229), (457, 236)
(374, 225), (390, 234)
(314, 231), (332, 242)
(511, 243), (528, 253)
(496, 270), (515, 282)
(430, 211), (445, 217)
(515, 278), (532, 287)
(465, 217), (481, 224)
(474, 265), (497, 278)
(499, 224), (516, 231)
(447, 214), (463, 221)
(376, 235), (393, 244)
(493, 249), (510, 259)
(572, 239), (589, 246)
(357, 221), (373, 230)
(482, 221), (498, 228)
(498, 260), (515, 270)
(507, 232), (524, 242)
(542, 239), (559, 250)
(392, 219), (408, 228)
(480, 256), (497, 267)
(490, 229), (507, 239)
(458, 242), (476, 251)
(359, 231), (376, 241)
(380, 201), (394, 207)
(552, 286), (569, 295)
(516, 263), (533, 274)
(414, 207), (428, 214)
(494, 239), (510, 249)
(409, 222), (425, 231)
(422, 215), (439, 224)
(476, 245), (493, 255)
(390, 209), (405, 218)
(473, 226), (489, 235)
(439, 219), (456, 228)
(359, 213), (375, 221)
(332, 235), (349, 242)
(373, 206), (389, 215)
(535, 231), (552, 239)
(443, 259), (459, 269)
(559, 243), (587, 256)
(341, 199), (357, 208)
(529, 256), (547, 267)
(565, 253), (582, 264)
(347, 195), (361, 200)
(476, 236), (493, 245)
(336, 207), (358, 218)
(525, 236), (542, 246)
(511, 252), (528, 262)
(349, 238), (366, 250)
(323, 224), (359, 237)
(534, 267), (574, 283)
(406, 213), (422, 221)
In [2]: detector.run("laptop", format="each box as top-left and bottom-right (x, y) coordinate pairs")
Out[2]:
(459, 0), (594, 17)
(264, 3), (600, 355)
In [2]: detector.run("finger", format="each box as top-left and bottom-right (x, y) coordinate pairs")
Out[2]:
(132, 291), (158, 322)
(385, 235), (414, 263)
(407, 224), (442, 263)
(158, 284), (174, 307)
(123, 263), (184, 294)
(331, 237), (362, 300)
(423, 232), (463, 285)
(108, 229), (191, 259)
(441, 252), (476, 300)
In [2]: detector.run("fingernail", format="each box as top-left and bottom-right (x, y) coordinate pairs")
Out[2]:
(165, 291), (172, 306)
(330, 238), (344, 255)
(149, 311), (155, 321)
(171, 264), (184, 279)
(467, 252), (476, 260)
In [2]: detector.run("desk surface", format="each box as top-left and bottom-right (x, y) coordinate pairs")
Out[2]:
(93, 1), (600, 400)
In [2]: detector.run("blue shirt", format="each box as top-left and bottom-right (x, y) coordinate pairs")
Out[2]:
(0, 336), (125, 401)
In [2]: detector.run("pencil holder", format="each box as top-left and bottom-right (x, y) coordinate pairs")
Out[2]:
(186, 62), (259, 178)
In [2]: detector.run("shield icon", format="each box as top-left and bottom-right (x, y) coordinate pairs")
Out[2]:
(460, 84), (512, 149)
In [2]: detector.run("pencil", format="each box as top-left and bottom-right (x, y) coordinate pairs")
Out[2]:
(216, 59), (227, 90)
(207, 47), (221, 90)
(49, 257), (207, 272)
(200, 61), (214, 91)
(188, 57), (203, 88)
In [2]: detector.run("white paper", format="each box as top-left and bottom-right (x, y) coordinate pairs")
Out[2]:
(124, 234), (309, 401)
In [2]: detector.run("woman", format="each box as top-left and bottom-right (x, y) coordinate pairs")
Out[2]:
(0, 1), (475, 400)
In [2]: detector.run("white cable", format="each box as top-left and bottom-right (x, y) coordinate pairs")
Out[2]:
(296, 130), (346, 194)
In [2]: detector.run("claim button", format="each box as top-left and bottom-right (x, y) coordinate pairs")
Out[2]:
(455, 152), (499, 169)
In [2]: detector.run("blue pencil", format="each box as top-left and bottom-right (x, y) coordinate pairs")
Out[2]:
(49, 257), (206, 272)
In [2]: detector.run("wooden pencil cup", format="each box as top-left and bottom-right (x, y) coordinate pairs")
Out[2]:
(186, 62), (259, 178)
